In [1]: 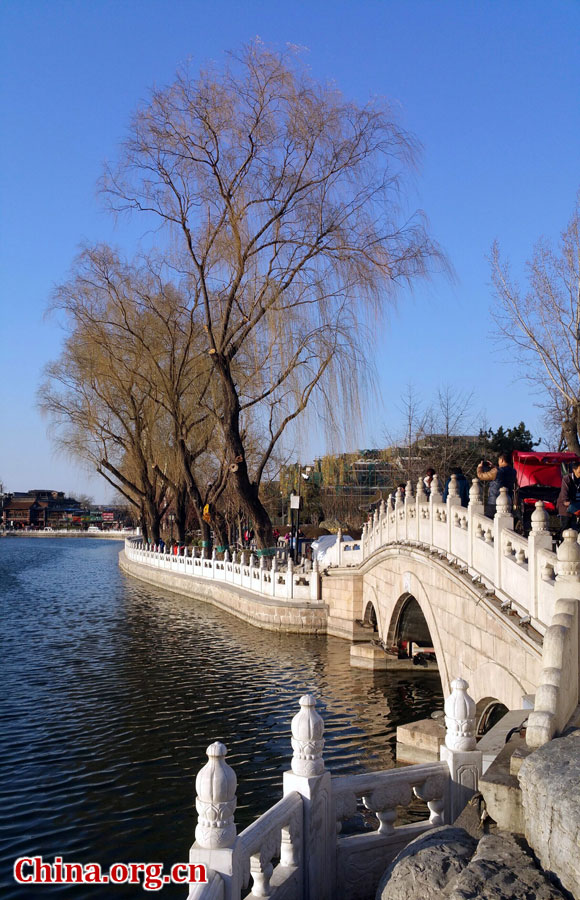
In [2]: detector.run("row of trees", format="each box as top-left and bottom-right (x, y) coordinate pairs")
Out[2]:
(40, 43), (442, 545)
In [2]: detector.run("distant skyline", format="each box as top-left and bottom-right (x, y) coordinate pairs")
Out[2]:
(1, 1), (579, 501)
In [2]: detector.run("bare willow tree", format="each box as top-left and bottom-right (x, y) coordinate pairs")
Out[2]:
(39, 245), (213, 541)
(102, 42), (444, 547)
(491, 195), (580, 452)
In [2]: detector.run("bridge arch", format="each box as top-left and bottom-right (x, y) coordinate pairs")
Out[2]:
(476, 697), (509, 737)
(360, 546), (542, 707)
(362, 600), (378, 632)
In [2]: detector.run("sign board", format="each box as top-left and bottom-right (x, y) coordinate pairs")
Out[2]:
(290, 493), (301, 510)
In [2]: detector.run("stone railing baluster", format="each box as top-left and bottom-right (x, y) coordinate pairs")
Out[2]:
(283, 695), (333, 900)
(440, 677), (481, 822)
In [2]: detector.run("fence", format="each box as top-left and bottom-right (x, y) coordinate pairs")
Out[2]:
(125, 541), (321, 603)
(186, 679), (482, 900)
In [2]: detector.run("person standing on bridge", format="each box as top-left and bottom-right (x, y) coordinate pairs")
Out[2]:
(477, 452), (516, 519)
(443, 466), (470, 506)
(557, 460), (580, 532)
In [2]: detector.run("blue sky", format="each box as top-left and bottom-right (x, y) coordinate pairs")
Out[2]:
(1, 0), (579, 501)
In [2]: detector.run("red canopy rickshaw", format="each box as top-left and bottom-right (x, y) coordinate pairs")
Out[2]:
(512, 451), (580, 532)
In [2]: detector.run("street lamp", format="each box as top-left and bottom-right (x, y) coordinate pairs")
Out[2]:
(168, 512), (175, 544)
(290, 464), (312, 562)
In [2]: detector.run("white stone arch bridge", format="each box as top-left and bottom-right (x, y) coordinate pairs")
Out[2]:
(323, 475), (580, 748)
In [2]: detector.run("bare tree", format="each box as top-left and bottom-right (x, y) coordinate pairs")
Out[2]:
(490, 194), (580, 453)
(102, 42), (444, 546)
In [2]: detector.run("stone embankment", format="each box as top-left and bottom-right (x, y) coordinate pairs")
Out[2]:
(119, 550), (327, 634)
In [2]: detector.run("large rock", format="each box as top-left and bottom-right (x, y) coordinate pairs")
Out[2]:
(446, 833), (565, 899)
(376, 828), (566, 900)
(518, 730), (580, 898)
(375, 827), (477, 899)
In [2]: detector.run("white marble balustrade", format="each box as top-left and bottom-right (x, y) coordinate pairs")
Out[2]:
(125, 541), (321, 603)
(187, 681), (482, 900)
(324, 476), (560, 635)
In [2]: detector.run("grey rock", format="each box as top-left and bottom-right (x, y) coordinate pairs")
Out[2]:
(518, 730), (580, 898)
(446, 833), (566, 899)
(376, 826), (477, 899)
(376, 827), (566, 900)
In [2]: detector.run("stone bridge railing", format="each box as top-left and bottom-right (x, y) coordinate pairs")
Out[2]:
(326, 475), (559, 636)
(187, 681), (481, 900)
(125, 541), (321, 602)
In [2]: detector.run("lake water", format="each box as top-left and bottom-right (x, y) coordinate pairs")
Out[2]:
(0, 537), (442, 897)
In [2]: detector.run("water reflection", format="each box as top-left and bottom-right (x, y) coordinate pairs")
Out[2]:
(0, 538), (442, 897)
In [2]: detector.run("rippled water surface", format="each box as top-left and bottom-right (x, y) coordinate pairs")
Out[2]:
(0, 538), (442, 897)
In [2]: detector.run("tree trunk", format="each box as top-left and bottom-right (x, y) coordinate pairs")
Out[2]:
(213, 355), (273, 549)
(175, 485), (187, 543)
(562, 414), (580, 455)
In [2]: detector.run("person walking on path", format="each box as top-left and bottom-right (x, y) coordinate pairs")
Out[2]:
(477, 452), (516, 519)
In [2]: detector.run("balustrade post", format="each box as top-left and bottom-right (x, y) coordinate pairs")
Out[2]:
(527, 501), (552, 621)
(428, 475), (442, 548)
(527, 530), (580, 748)
(386, 492), (393, 543)
(310, 556), (320, 601)
(287, 556), (294, 599)
(258, 554), (265, 594)
(190, 742), (238, 898)
(361, 522), (367, 559)
(271, 555), (278, 598)
(404, 480), (414, 541)
(439, 678), (482, 823)
(394, 487), (404, 542)
(416, 478), (427, 542)
(467, 479), (483, 568)
(446, 474), (462, 553)
(336, 527), (343, 566)
(493, 488), (514, 590)
(283, 695), (334, 900)
(379, 499), (386, 547)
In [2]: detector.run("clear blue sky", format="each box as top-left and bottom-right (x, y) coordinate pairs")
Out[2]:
(1, 0), (579, 501)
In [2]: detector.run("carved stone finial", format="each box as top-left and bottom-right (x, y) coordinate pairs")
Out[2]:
(416, 478), (427, 503)
(444, 678), (476, 751)
(448, 474), (460, 499)
(195, 742), (237, 849)
(469, 478), (482, 506)
(556, 529), (580, 580)
(405, 480), (414, 501)
(430, 475), (443, 503)
(291, 694), (325, 777)
(395, 487), (404, 507)
(530, 500), (550, 534)
(379, 499), (386, 518)
(387, 493), (394, 510)
(495, 487), (512, 517)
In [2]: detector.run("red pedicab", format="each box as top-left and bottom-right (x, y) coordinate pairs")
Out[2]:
(512, 451), (580, 535)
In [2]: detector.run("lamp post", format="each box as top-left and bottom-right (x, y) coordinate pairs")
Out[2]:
(290, 464), (312, 563)
(168, 512), (175, 545)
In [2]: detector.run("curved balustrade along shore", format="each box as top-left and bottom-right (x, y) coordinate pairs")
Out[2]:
(123, 476), (557, 633)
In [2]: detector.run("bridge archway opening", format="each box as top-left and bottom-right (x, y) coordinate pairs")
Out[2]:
(476, 698), (509, 737)
(363, 601), (378, 632)
(389, 595), (437, 666)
